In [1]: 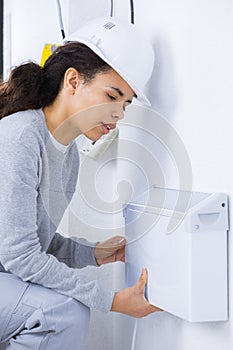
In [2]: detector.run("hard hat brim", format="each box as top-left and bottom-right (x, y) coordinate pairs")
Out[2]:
(66, 37), (151, 107)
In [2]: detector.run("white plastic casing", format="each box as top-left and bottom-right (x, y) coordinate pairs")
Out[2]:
(124, 186), (229, 322)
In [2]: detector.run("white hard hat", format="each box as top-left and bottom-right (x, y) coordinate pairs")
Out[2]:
(65, 17), (154, 106)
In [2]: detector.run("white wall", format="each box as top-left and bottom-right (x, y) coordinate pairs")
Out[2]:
(4, 0), (233, 349)
(3, 0), (70, 76)
(67, 1), (233, 349)
(117, 1), (233, 350)
(69, 1), (233, 349)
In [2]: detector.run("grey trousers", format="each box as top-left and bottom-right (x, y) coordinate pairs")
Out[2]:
(0, 273), (90, 350)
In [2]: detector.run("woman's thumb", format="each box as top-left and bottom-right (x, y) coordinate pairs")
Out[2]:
(137, 267), (148, 288)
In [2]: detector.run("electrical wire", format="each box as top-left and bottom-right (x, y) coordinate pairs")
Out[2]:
(110, 0), (134, 23)
(131, 319), (138, 350)
(110, 0), (114, 17)
(56, 0), (66, 39)
(130, 0), (135, 24)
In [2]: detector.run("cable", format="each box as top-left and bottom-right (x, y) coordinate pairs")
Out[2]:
(110, 0), (114, 17)
(130, 0), (135, 24)
(131, 319), (138, 350)
(56, 0), (66, 39)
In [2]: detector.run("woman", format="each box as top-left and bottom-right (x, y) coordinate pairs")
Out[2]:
(0, 17), (160, 349)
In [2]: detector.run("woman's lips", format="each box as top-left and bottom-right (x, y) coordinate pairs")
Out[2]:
(101, 123), (116, 134)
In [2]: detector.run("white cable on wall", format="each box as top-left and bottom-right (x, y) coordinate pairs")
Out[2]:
(130, 0), (134, 23)
(56, 0), (65, 39)
(131, 319), (138, 350)
(110, 0), (114, 17)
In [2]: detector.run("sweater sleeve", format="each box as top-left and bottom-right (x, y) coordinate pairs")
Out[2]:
(47, 233), (99, 268)
(0, 132), (114, 313)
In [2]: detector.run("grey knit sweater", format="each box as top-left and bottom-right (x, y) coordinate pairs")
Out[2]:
(0, 109), (114, 313)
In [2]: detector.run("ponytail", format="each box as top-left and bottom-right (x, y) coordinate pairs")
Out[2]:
(0, 62), (43, 119)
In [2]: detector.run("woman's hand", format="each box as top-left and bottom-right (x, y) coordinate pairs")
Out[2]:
(94, 235), (126, 266)
(111, 268), (162, 318)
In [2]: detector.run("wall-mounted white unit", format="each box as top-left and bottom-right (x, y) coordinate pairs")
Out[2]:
(124, 186), (229, 322)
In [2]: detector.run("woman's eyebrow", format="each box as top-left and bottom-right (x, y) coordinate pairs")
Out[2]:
(110, 87), (124, 97)
(110, 86), (137, 103)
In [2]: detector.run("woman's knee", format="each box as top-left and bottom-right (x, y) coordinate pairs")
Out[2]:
(18, 283), (90, 339)
(43, 297), (90, 348)
(20, 297), (90, 349)
(42, 295), (90, 334)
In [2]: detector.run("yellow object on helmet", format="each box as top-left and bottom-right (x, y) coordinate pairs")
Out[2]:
(40, 43), (60, 67)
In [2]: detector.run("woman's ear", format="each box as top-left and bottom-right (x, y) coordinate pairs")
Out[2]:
(63, 68), (82, 94)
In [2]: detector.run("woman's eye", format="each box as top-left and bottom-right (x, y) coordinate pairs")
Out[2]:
(108, 94), (117, 101)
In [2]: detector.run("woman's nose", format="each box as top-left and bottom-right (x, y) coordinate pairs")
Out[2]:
(112, 103), (125, 120)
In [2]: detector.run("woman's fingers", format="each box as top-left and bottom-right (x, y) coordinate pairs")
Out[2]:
(94, 236), (127, 264)
(110, 236), (126, 245)
(104, 236), (126, 250)
(95, 236), (126, 253)
(115, 249), (125, 262)
(134, 268), (148, 296)
(111, 268), (162, 318)
(137, 267), (148, 286)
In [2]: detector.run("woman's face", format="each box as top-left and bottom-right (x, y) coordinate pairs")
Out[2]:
(65, 68), (136, 142)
